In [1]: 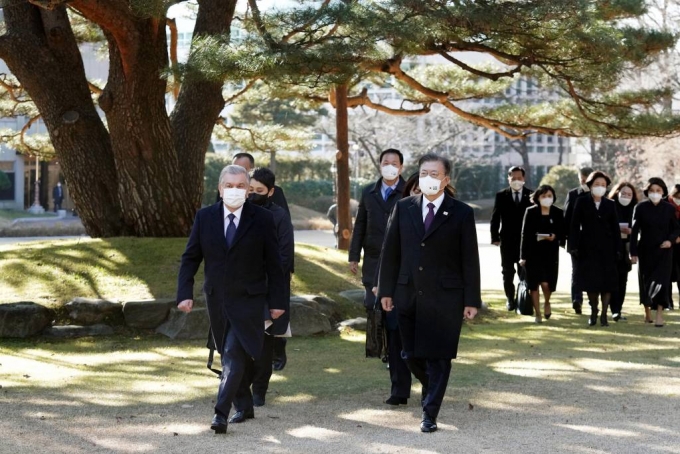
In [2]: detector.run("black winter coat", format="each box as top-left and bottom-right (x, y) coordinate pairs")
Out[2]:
(377, 195), (482, 360)
(349, 177), (406, 288)
(490, 186), (533, 264)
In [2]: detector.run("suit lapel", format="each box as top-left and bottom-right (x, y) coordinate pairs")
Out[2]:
(423, 196), (455, 241)
(408, 195), (426, 239)
(229, 201), (255, 250)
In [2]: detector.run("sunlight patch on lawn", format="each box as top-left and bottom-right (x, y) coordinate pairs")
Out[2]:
(572, 358), (668, 373)
(288, 425), (346, 441)
(490, 359), (582, 378)
(555, 424), (639, 438)
(276, 393), (316, 403)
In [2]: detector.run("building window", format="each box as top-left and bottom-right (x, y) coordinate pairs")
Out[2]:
(537, 146), (545, 153)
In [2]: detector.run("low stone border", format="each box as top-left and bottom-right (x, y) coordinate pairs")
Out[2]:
(0, 292), (368, 340)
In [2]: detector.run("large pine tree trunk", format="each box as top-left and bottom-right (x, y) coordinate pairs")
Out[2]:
(0, 1), (238, 237)
(0, 4), (125, 236)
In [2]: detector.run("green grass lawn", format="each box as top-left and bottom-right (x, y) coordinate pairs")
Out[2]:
(0, 238), (363, 317)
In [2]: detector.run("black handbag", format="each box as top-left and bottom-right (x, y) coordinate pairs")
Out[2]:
(365, 308), (387, 359)
(515, 266), (533, 316)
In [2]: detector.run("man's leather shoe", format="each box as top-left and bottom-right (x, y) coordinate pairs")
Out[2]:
(385, 396), (407, 405)
(253, 394), (265, 407)
(420, 411), (437, 433)
(573, 301), (582, 315)
(272, 354), (287, 371)
(506, 299), (517, 311)
(228, 408), (254, 424)
(210, 414), (228, 434)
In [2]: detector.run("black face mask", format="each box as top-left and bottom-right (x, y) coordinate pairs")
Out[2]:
(248, 193), (269, 206)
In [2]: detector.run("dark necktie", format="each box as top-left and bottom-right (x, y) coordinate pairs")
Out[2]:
(384, 187), (393, 201)
(424, 203), (435, 232)
(514, 192), (520, 205)
(225, 213), (236, 247)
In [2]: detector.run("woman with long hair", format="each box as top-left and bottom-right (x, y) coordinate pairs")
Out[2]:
(568, 171), (622, 327)
(666, 184), (680, 309)
(607, 182), (638, 321)
(630, 178), (680, 327)
(519, 185), (565, 323)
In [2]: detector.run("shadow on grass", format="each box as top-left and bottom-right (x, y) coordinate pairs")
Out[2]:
(2, 296), (680, 452)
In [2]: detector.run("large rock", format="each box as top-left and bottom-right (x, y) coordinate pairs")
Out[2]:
(339, 289), (366, 306)
(338, 317), (367, 332)
(0, 302), (53, 338)
(155, 307), (210, 340)
(123, 299), (176, 329)
(44, 324), (114, 338)
(64, 298), (122, 325)
(289, 301), (332, 337)
(291, 295), (345, 325)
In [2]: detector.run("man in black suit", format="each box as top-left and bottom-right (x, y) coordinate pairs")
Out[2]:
(231, 153), (290, 371)
(177, 165), (286, 434)
(490, 166), (533, 310)
(52, 182), (64, 212)
(349, 148), (410, 406)
(378, 154), (481, 433)
(563, 166), (594, 314)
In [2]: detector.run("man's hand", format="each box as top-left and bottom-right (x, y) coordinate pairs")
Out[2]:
(519, 259), (526, 267)
(661, 240), (672, 249)
(620, 226), (632, 235)
(546, 234), (556, 242)
(270, 309), (285, 320)
(492, 242), (500, 247)
(178, 299), (193, 313)
(349, 261), (359, 275)
(464, 307), (478, 320)
(630, 256), (638, 265)
(381, 297), (394, 312)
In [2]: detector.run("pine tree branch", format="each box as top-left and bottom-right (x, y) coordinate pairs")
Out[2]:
(282, 0), (331, 43)
(88, 81), (103, 95)
(224, 79), (258, 105)
(347, 88), (431, 116)
(216, 118), (267, 152)
(436, 50), (523, 81)
(247, 0), (277, 48)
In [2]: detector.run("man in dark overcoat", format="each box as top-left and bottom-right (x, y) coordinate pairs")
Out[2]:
(378, 154), (481, 433)
(177, 165), (286, 434)
(349, 148), (411, 405)
(563, 166), (594, 314)
(490, 166), (533, 310)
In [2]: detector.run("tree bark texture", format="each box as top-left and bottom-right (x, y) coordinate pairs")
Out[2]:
(334, 84), (352, 251)
(0, 0), (238, 237)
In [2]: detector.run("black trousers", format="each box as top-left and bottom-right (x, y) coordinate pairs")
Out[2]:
(501, 260), (520, 302)
(404, 356), (451, 419)
(571, 254), (583, 304)
(215, 322), (253, 417)
(251, 333), (275, 399)
(387, 328), (411, 399)
(610, 270), (629, 315)
(272, 337), (287, 362)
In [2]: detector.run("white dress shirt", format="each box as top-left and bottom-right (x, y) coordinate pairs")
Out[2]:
(422, 193), (445, 221)
(224, 204), (244, 237)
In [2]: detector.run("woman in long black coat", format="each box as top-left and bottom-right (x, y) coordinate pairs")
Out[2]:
(608, 182), (638, 321)
(568, 171), (622, 327)
(630, 178), (680, 327)
(667, 184), (680, 309)
(519, 185), (565, 323)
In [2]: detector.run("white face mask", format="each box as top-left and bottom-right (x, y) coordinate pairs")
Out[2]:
(674, 198), (680, 206)
(222, 187), (247, 209)
(419, 176), (442, 196)
(539, 197), (553, 207)
(510, 180), (525, 191)
(591, 186), (607, 197)
(648, 193), (663, 204)
(380, 164), (399, 181)
(618, 196), (632, 207)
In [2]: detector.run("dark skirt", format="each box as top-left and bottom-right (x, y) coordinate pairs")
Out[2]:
(576, 249), (618, 293)
(638, 247), (673, 308)
(525, 242), (559, 292)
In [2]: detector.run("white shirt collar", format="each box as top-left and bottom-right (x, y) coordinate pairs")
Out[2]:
(223, 203), (244, 233)
(422, 192), (446, 220)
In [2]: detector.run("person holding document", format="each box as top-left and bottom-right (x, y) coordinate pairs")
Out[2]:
(608, 182), (638, 321)
(519, 185), (565, 323)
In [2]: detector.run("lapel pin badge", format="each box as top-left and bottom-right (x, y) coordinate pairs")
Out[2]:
(443, 211), (449, 216)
